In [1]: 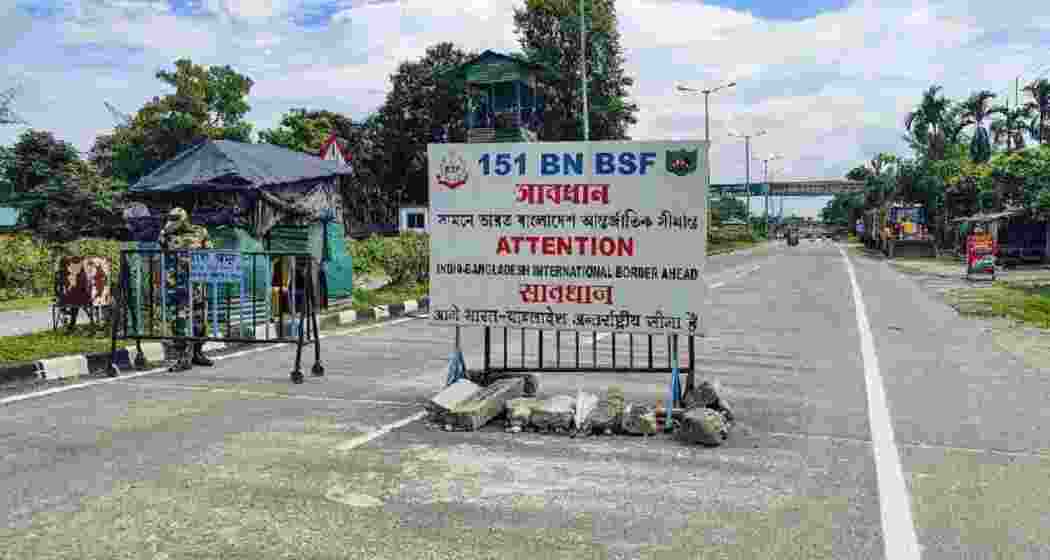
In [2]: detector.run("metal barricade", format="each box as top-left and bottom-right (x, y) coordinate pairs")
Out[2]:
(109, 249), (324, 383)
(475, 327), (697, 407)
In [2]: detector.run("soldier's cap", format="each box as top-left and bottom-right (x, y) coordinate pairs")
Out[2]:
(167, 207), (189, 221)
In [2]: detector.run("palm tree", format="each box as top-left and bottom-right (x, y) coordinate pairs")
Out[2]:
(960, 90), (1000, 162)
(1023, 78), (1050, 144)
(991, 104), (1033, 152)
(905, 85), (951, 160)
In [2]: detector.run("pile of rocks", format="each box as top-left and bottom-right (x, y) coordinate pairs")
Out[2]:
(426, 377), (735, 446)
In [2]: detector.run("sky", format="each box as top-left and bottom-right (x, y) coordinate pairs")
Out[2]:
(2, 0), (1050, 218)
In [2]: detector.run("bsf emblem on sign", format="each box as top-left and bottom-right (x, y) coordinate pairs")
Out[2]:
(436, 153), (470, 189)
(666, 148), (699, 176)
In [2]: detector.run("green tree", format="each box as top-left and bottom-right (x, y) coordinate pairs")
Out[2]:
(513, 0), (639, 141)
(97, 59), (255, 185)
(375, 42), (476, 204)
(821, 191), (864, 227)
(17, 159), (127, 243)
(3, 130), (80, 195)
(1023, 78), (1050, 145)
(991, 104), (1033, 153)
(960, 90), (1000, 163)
(987, 146), (1050, 214)
(258, 108), (355, 154)
(905, 85), (952, 161)
(711, 195), (747, 222)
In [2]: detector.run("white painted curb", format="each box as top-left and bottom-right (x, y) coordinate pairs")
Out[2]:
(136, 342), (165, 364)
(38, 355), (89, 381)
(338, 310), (358, 325)
(403, 300), (419, 313)
(373, 306), (390, 320)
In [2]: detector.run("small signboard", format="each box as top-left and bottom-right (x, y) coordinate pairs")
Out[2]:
(190, 251), (244, 283)
(428, 140), (709, 336)
(966, 233), (996, 280)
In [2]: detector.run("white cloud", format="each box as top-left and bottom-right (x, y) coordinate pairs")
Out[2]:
(2, 0), (1049, 187)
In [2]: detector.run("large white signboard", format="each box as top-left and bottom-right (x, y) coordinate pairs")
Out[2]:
(428, 140), (709, 336)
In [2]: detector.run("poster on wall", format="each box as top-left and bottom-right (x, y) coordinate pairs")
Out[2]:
(428, 140), (710, 336)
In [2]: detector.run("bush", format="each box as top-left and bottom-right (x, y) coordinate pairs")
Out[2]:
(0, 235), (52, 300)
(347, 233), (429, 285)
(347, 235), (387, 278)
(378, 232), (429, 285)
(0, 234), (122, 302)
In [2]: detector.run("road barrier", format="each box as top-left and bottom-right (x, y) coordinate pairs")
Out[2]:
(108, 249), (324, 383)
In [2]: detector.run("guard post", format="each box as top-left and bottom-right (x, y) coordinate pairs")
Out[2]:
(427, 139), (710, 405)
(109, 249), (324, 384)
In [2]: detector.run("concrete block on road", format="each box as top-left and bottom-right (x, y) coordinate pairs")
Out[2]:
(505, 397), (542, 430)
(38, 355), (89, 381)
(427, 379), (480, 415)
(403, 300), (419, 313)
(531, 395), (577, 432)
(373, 306), (390, 320)
(446, 377), (524, 431)
(677, 408), (730, 446)
(573, 392), (599, 434)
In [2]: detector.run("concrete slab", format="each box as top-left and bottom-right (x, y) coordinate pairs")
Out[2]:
(426, 379), (480, 415)
(445, 377), (524, 431)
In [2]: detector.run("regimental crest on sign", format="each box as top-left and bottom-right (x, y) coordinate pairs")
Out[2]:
(666, 148), (699, 176)
(436, 153), (470, 190)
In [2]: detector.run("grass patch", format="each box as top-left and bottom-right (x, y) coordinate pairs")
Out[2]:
(348, 280), (428, 313)
(0, 323), (112, 366)
(945, 282), (1050, 327)
(0, 296), (52, 312)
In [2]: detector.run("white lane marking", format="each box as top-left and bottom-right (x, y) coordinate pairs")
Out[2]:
(839, 247), (921, 560)
(709, 281), (726, 289)
(1, 314), (427, 407)
(333, 410), (428, 452)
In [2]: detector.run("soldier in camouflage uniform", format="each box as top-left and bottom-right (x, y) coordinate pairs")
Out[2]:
(159, 207), (214, 371)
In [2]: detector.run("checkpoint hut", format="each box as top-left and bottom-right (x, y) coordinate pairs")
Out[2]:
(125, 139), (355, 315)
(437, 50), (560, 144)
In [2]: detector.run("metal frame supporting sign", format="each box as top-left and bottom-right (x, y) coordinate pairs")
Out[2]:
(428, 140), (710, 404)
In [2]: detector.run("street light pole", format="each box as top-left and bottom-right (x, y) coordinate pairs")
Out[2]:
(676, 82), (736, 238)
(729, 128), (766, 236)
(580, 0), (589, 141)
(753, 153), (782, 235)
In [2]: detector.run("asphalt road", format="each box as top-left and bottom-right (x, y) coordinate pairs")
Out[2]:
(0, 308), (53, 337)
(1, 240), (1048, 559)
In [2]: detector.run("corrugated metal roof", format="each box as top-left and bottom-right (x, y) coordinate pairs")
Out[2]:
(130, 140), (353, 194)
